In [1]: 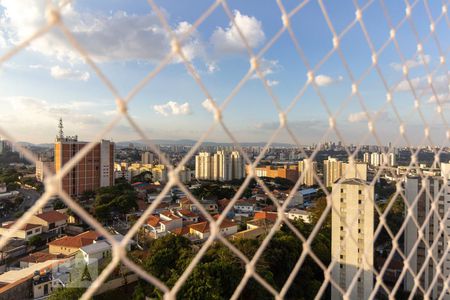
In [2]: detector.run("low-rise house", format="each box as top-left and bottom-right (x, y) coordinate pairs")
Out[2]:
(286, 208), (311, 223)
(19, 252), (65, 268)
(147, 193), (172, 204)
(145, 211), (182, 239)
(233, 199), (256, 216)
(48, 231), (100, 255)
(271, 190), (303, 208)
(253, 211), (278, 223)
(79, 241), (111, 264)
(180, 198), (218, 215)
(0, 222), (43, 241)
(175, 209), (200, 224)
(299, 188), (317, 202)
(79, 234), (132, 266)
(0, 260), (61, 300)
(187, 215), (238, 241)
(28, 211), (67, 236)
(247, 211), (278, 229)
(0, 239), (27, 263)
(169, 226), (190, 237)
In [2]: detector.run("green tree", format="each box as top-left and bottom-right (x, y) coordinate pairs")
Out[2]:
(309, 196), (330, 228)
(53, 199), (67, 210)
(93, 182), (137, 221)
(28, 235), (44, 247)
(131, 171), (153, 184)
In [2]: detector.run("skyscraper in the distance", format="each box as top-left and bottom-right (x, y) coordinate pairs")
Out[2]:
(331, 178), (374, 300)
(195, 150), (245, 181)
(195, 152), (213, 180)
(54, 119), (115, 197)
(324, 157), (343, 187)
(298, 159), (317, 186)
(141, 151), (154, 164)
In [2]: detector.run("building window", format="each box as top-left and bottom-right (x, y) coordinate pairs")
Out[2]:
(341, 189), (344, 193)
(358, 200), (362, 205)
(358, 190), (362, 195)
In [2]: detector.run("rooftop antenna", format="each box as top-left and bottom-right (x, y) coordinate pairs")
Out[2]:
(58, 118), (64, 139)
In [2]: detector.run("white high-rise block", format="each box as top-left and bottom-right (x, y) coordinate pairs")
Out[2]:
(331, 178), (374, 300)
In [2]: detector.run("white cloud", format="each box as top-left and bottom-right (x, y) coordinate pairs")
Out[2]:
(347, 111), (390, 123)
(0, 1), (203, 64)
(153, 101), (191, 116)
(314, 74), (343, 87)
(251, 59), (281, 78)
(267, 80), (279, 87)
(250, 59), (281, 85)
(50, 65), (90, 81)
(3, 96), (104, 126)
(202, 98), (216, 113)
(348, 111), (369, 123)
(211, 10), (265, 54)
(390, 55), (431, 71)
(206, 61), (219, 74)
(428, 93), (450, 104)
(395, 72), (449, 93)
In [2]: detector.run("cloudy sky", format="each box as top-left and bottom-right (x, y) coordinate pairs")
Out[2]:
(0, 0), (448, 147)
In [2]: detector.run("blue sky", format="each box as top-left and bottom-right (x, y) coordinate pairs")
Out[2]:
(0, 0), (448, 147)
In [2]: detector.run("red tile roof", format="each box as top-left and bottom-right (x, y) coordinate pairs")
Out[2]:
(188, 222), (210, 233)
(147, 216), (161, 227)
(160, 210), (180, 220)
(188, 215), (237, 233)
(254, 211), (278, 222)
(177, 209), (198, 218)
(170, 226), (190, 236)
(48, 230), (99, 249)
(20, 252), (65, 263)
(34, 211), (67, 223)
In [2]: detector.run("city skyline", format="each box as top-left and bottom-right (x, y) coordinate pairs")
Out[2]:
(0, 1), (448, 145)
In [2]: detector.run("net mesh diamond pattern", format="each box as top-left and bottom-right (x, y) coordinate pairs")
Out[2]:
(0, 0), (449, 299)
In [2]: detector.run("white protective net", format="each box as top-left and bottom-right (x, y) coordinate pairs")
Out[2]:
(0, 0), (449, 299)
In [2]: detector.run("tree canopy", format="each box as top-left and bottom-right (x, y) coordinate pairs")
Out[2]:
(93, 181), (138, 221)
(130, 217), (331, 300)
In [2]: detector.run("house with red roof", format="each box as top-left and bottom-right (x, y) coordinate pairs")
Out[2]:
(0, 222), (43, 241)
(28, 210), (67, 236)
(145, 210), (183, 239)
(175, 209), (200, 224)
(187, 215), (238, 241)
(48, 231), (100, 255)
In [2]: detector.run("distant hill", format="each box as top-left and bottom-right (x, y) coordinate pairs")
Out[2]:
(116, 139), (295, 148)
(17, 140), (295, 149)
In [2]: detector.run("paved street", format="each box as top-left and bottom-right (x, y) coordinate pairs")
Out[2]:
(17, 188), (41, 211)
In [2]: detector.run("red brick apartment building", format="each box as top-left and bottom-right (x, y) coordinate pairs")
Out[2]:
(54, 135), (114, 197)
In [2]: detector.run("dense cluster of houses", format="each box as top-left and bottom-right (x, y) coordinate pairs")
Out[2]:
(0, 206), (133, 300)
(135, 182), (315, 243)
(0, 181), (315, 299)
